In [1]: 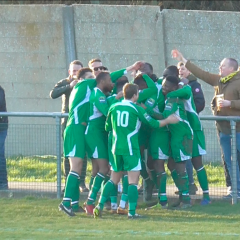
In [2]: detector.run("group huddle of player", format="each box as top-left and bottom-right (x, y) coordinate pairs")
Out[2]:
(58, 59), (211, 219)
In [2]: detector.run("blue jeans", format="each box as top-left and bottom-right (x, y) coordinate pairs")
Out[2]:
(219, 132), (240, 192)
(0, 130), (7, 186)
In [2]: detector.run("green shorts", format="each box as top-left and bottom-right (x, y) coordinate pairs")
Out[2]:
(63, 124), (86, 159)
(85, 125), (108, 160)
(170, 134), (193, 163)
(192, 130), (206, 157)
(111, 153), (141, 172)
(149, 129), (170, 160)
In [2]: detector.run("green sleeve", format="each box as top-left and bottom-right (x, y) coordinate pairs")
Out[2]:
(157, 90), (166, 113)
(95, 94), (110, 117)
(163, 98), (178, 118)
(167, 85), (191, 100)
(136, 105), (160, 128)
(105, 109), (112, 132)
(144, 94), (158, 110)
(110, 69), (126, 83)
(137, 74), (157, 103)
(145, 107), (164, 120)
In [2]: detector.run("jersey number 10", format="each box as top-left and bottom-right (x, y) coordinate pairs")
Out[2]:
(116, 110), (129, 127)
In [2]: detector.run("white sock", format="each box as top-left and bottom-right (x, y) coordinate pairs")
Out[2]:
(119, 200), (126, 209)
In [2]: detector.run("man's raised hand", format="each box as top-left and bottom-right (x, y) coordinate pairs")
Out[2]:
(171, 49), (187, 63)
(126, 61), (144, 72)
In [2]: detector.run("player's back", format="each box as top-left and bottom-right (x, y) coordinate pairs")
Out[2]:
(109, 100), (142, 156)
(67, 79), (96, 126)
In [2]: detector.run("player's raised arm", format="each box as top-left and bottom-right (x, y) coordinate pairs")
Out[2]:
(110, 61), (144, 83)
(137, 74), (157, 103)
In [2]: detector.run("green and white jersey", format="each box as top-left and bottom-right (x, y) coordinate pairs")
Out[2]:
(106, 100), (160, 156)
(167, 85), (202, 131)
(163, 97), (193, 136)
(137, 75), (158, 136)
(152, 81), (164, 114)
(67, 79), (96, 126)
(87, 87), (110, 131)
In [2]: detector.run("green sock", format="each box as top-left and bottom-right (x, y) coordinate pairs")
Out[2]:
(178, 172), (190, 203)
(150, 169), (158, 188)
(110, 184), (118, 210)
(99, 180), (115, 210)
(72, 177), (80, 211)
(157, 172), (167, 205)
(171, 169), (180, 192)
(89, 175), (95, 191)
(63, 171), (79, 208)
(197, 167), (210, 200)
(128, 184), (138, 216)
(87, 173), (105, 205)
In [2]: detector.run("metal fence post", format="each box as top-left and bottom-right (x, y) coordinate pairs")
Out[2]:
(230, 120), (237, 204)
(56, 116), (62, 199)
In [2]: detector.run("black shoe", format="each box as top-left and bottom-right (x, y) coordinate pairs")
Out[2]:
(145, 181), (154, 201)
(79, 183), (89, 193)
(189, 183), (198, 195)
(58, 203), (75, 217)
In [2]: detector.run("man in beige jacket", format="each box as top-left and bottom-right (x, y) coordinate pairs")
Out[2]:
(172, 49), (240, 198)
